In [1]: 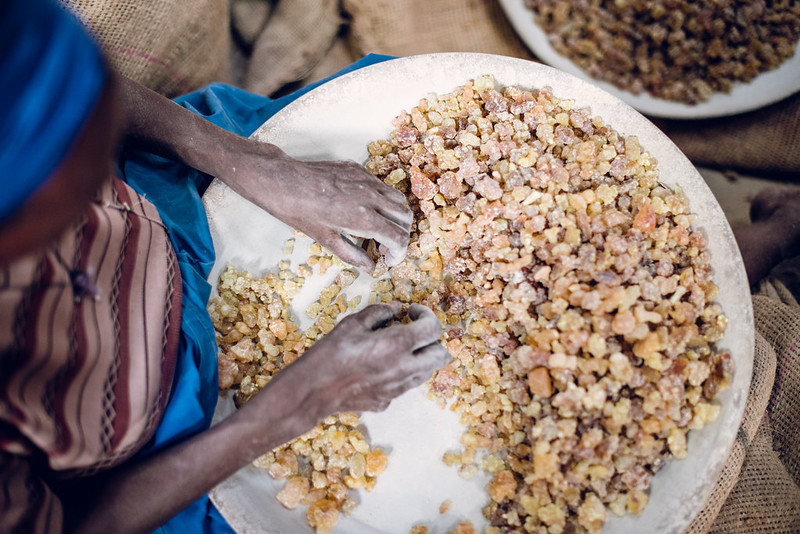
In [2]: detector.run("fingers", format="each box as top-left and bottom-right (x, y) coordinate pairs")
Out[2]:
(372, 174), (409, 205)
(355, 345), (449, 413)
(341, 160), (409, 209)
(375, 343), (451, 401)
(347, 398), (392, 413)
(407, 341), (451, 377)
(373, 180), (409, 208)
(336, 207), (409, 270)
(379, 241), (407, 268)
(312, 160), (413, 270)
(342, 160), (413, 231)
(407, 302), (433, 321)
(374, 201), (413, 232)
(390, 303), (444, 351)
(413, 340), (451, 364)
(341, 209), (409, 249)
(328, 233), (374, 272)
(327, 303), (451, 415)
(350, 302), (403, 330)
(368, 399), (392, 412)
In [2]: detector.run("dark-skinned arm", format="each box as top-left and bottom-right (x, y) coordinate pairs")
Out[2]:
(118, 76), (412, 272)
(58, 303), (448, 534)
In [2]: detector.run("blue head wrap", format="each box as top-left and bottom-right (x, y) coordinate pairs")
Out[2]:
(0, 0), (107, 222)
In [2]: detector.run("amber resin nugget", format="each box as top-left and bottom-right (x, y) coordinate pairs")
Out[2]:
(365, 76), (732, 533)
(209, 259), (387, 534)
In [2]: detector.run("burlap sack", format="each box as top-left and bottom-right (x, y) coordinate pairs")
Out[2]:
(243, 0), (342, 96)
(754, 282), (800, 489)
(302, 37), (361, 88)
(710, 414), (800, 533)
(61, 0), (231, 98)
(343, 0), (533, 60)
(230, 0), (272, 50)
(684, 326), (777, 533)
(685, 268), (800, 533)
(241, 0), (534, 97)
(655, 94), (800, 179)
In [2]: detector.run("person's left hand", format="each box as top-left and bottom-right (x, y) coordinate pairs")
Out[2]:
(217, 140), (412, 272)
(247, 302), (450, 423)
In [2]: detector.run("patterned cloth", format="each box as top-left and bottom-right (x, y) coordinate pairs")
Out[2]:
(0, 178), (182, 531)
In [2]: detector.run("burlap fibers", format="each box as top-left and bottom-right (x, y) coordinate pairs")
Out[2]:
(61, 0), (231, 98)
(685, 281), (800, 533)
(656, 94), (800, 178)
(243, 0), (342, 97)
(343, 0), (534, 60)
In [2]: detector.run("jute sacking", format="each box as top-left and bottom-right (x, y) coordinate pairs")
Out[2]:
(656, 94), (800, 177)
(343, 0), (534, 60)
(244, 0), (342, 97)
(61, 0), (231, 98)
(686, 270), (800, 533)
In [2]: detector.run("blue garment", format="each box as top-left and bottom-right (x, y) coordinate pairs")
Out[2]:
(0, 0), (106, 222)
(119, 53), (395, 534)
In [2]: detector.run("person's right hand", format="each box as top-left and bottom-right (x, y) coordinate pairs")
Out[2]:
(274, 302), (450, 421)
(214, 142), (413, 273)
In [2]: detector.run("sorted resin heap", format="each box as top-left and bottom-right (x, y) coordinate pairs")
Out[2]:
(365, 75), (732, 533)
(525, 0), (800, 104)
(209, 253), (384, 534)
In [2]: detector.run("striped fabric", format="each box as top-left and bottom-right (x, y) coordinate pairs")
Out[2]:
(0, 176), (181, 530)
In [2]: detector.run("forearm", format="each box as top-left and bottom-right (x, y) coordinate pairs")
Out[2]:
(118, 75), (283, 180)
(65, 364), (318, 534)
(117, 75), (413, 271)
(63, 298), (448, 532)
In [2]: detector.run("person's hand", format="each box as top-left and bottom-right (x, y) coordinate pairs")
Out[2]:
(275, 302), (450, 419)
(218, 141), (412, 272)
(117, 79), (411, 271)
